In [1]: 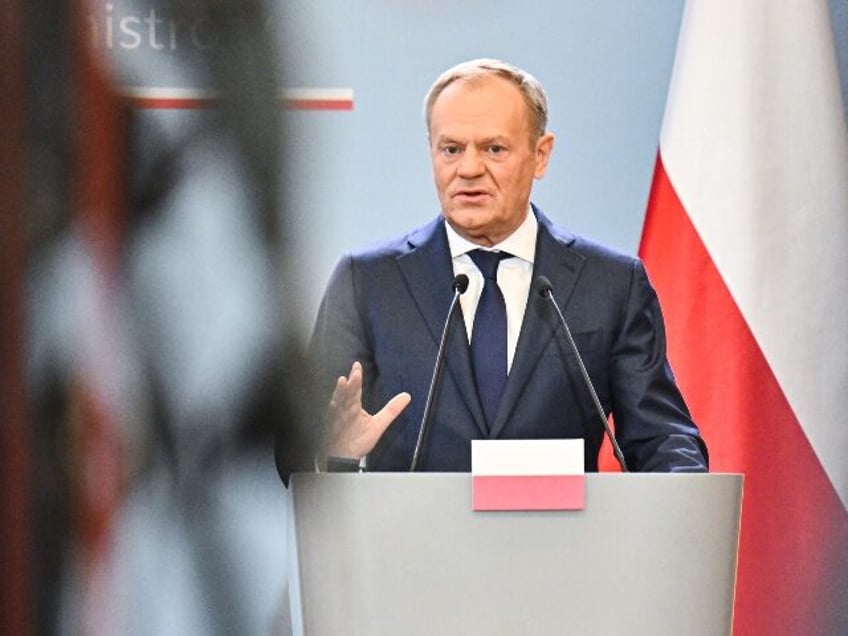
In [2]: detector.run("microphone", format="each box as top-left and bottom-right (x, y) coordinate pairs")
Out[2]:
(410, 274), (469, 471)
(535, 275), (629, 472)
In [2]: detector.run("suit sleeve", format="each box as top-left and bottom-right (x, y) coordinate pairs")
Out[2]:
(609, 259), (709, 472)
(309, 254), (376, 403)
(274, 255), (371, 479)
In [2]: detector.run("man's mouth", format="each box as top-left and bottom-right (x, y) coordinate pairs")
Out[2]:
(453, 189), (491, 201)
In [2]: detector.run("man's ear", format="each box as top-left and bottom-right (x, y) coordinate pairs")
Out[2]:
(533, 132), (555, 179)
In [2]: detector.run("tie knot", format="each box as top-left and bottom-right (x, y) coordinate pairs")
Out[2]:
(469, 249), (509, 280)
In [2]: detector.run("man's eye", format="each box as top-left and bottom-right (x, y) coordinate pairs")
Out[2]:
(488, 145), (505, 155)
(442, 145), (461, 156)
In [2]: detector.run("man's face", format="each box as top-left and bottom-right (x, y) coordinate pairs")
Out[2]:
(428, 75), (554, 246)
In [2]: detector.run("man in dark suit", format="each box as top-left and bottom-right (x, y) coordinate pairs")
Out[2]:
(310, 58), (707, 472)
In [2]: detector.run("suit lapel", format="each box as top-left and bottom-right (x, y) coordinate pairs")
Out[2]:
(489, 208), (585, 438)
(397, 217), (489, 436)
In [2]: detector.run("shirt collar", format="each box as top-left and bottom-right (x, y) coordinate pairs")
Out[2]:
(445, 206), (538, 264)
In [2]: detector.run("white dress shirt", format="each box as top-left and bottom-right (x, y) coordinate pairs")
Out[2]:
(445, 209), (537, 373)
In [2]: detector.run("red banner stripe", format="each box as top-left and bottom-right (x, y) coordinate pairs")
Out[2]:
(472, 475), (585, 511)
(123, 90), (354, 111)
(641, 153), (848, 636)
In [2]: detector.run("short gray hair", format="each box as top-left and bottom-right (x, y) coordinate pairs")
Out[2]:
(423, 58), (549, 140)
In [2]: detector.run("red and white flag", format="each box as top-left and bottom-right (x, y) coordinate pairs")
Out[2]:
(472, 439), (585, 511)
(640, 1), (848, 633)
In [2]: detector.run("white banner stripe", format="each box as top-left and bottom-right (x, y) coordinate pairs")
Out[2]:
(471, 439), (584, 475)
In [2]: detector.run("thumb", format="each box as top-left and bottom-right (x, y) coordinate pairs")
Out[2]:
(372, 392), (412, 435)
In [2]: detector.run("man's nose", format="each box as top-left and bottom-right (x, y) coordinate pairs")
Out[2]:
(457, 147), (484, 178)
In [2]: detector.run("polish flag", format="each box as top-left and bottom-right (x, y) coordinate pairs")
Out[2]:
(471, 439), (584, 511)
(638, 1), (848, 634)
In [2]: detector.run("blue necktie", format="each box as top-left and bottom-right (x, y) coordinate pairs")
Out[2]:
(469, 250), (509, 430)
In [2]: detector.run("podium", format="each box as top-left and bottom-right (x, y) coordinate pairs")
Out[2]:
(287, 473), (742, 635)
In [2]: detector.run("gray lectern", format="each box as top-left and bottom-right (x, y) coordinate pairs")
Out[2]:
(287, 473), (742, 636)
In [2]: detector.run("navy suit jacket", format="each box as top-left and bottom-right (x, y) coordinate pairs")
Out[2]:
(310, 206), (708, 472)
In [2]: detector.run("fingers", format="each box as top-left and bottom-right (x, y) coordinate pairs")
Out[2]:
(346, 361), (363, 400)
(328, 362), (362, 417)
(325, 360), (411, 460)
(325, 392), (411, 460)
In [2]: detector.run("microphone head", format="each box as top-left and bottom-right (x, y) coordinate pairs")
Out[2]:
(534, 275), (554, 297)
(453, 273), (470, 294)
